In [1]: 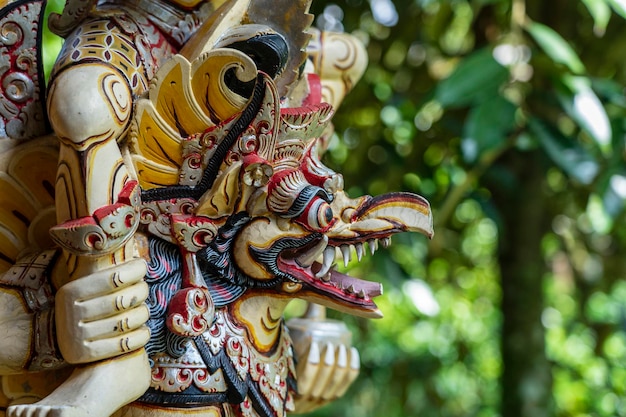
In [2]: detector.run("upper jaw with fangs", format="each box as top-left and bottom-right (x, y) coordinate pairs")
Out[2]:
(294, 234), (389, 279)
(239, 191), (434, 317)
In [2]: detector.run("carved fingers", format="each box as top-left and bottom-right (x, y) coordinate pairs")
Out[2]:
(287, 304), (361, 413)
(60, 259), (147, 306)
(55, 259), (150, 364)
(57, 315), (150, 364)
(293, 341), (360, 413)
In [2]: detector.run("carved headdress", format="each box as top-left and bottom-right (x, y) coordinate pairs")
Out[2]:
(128, 0), (317, 207)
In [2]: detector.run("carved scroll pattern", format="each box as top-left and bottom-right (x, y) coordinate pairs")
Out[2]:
(0, 0), (47, 140)
(48, 0), (97, 37)
(148, 309), (296, 416)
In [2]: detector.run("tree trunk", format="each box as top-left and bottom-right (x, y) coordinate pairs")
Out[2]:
(490, 150), (553, 417)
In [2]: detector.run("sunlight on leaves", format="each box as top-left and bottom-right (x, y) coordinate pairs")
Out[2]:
(560, 75), (612, 155)
(526, 21), (586, 74)
(581, 0), (612, 36)
(434, 49), (508, 108)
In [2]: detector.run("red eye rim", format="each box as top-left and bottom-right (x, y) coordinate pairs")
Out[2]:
(295, 197), (336, 232)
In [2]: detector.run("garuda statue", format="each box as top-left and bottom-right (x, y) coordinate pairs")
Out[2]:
(0, 0), (433, 416)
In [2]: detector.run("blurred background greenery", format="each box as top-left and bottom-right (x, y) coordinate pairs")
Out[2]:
(42, 0), (626, 416)
(306, 1), (626, 416)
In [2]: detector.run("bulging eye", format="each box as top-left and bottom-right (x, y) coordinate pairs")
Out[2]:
(297, 197), (335, 232)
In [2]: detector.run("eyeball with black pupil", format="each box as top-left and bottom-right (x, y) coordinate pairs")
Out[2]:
(303, 198), (335, 231)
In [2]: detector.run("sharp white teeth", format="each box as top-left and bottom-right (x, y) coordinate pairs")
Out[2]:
(346, 284), (356, 294)
(355, 242), (364, 261)
(340, 245), (351, 267)
(331, 240), (386, 265)
(322, 265), (337, 282)
(358, 289), (367, 299)
(368, 239), (378, 256)
(296, 236), (329, 268)
(316, 246), (336, 278)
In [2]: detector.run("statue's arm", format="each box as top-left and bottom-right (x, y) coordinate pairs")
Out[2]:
(47, 56), (148, 363)
(53, 257), (150, 364)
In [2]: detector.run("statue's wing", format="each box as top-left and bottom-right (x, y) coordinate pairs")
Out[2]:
(0, 135), (57, 273)
(0, 0), (57, 273)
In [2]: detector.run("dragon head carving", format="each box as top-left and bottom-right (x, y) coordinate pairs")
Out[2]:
(225, 101), (433, 318)
(127, 6), (434, 324)
(130, 45), (432, 320)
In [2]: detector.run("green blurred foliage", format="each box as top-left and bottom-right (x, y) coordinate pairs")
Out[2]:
(305, 0), (626, 416)
(42, 0), (65, 80)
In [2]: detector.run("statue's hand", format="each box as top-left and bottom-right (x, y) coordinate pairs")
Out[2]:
(286, 304), (360, 413)
(55, 258), (150, 364)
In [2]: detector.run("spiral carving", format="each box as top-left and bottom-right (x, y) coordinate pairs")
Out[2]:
(4, 72), (34, 103)
(0, 21), (20, 46)
(0, 0), (48, 140)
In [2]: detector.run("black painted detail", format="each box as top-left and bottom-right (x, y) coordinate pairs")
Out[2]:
(139, 388), (228, 408)
(284, 185), (333, 218)
(141, 74), (267, 202)
(248, 233), (321, 282)
(227, 33), (289, 80)
(143, 237), (187, 361)
(140, 334), (281, 416)
(196, 212), (274, 289)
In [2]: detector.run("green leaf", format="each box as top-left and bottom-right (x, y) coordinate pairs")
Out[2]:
(606, 0), (626, 19)
(530, 118), (598, 184)
(587, 193), (613, 234)
(475, 0), (506, 4)
(462, 95), (517, 163)
(434, 49), (509, 108)
(591, 77), (626, 108)
(590, 161), (626, 229)
(581, 0), (611, 36)
(603, 172), (626, 217)
(525, 21), (586, 74)
(558, 75), (612, 155)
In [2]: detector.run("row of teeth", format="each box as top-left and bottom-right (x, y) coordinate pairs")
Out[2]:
(296, 236), (392, 280)
(339, 282), (369, 299)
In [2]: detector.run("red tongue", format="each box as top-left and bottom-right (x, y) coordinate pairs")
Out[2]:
(312, 261), (383, 298)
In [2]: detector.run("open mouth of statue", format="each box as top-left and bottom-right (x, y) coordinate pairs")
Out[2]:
(277, 234), (395, 318)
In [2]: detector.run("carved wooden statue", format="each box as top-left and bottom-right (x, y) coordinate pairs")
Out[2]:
(0, 0), (433, 416)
